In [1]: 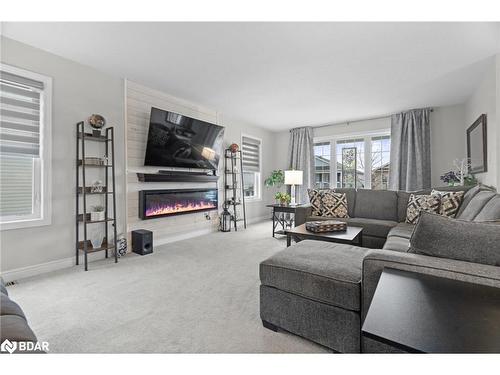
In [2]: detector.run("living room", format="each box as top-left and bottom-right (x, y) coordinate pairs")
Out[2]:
(1, 2), (500, 373)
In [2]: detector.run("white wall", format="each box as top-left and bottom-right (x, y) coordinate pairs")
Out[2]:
(464, 57), (498, 187)
(0, 37), (127, 276)
(126, 81), (275, 245)
(430, 104), (467, 186)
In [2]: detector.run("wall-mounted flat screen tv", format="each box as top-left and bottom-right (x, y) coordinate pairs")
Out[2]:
(144, 107), (225, 170)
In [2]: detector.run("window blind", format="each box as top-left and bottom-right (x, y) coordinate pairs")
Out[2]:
(242, 136), (261, 172)
(0, 155), (34, 216)
(0, 70), (43, 158)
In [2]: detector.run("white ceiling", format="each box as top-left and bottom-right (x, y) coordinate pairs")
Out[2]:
(2, 22), (500, 131)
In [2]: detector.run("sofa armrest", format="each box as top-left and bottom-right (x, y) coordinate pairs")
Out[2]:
(361, 250), (500, 321)
(294, 204), (312, 226)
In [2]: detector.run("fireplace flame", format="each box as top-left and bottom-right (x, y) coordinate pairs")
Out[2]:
(146, 200), (217, 217)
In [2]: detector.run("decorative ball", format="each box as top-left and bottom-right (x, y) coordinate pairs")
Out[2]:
(88, 114), (106, 129)
(229, 143), (239, 153)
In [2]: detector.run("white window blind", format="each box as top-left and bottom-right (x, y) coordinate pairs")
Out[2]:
(242, 136), (261, 172)
(0, 69), (44, 221)
(0, 71), (43, 157)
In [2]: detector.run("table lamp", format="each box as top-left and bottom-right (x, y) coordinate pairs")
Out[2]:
(285, 170), (303, 206)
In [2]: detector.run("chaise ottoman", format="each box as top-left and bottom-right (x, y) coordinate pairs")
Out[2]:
(260, 240), (369, 353)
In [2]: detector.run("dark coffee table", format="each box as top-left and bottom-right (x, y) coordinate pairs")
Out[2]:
(362, 268), (500, 353)
(285, 223), (363, 247)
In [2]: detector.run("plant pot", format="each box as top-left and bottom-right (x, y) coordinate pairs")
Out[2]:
(90, 211), (105, 221)
(280, 200), (288, 206)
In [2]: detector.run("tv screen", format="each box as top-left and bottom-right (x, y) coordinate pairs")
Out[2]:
(144, 107), (225, 170)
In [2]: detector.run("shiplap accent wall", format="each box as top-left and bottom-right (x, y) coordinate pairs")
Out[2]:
(126, 80), (221, 245)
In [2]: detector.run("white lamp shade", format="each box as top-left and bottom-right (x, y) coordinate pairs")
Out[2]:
(285, 170), (303, 185)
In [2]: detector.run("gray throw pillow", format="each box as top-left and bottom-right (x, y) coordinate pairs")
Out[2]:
(408, 211), (500, 266)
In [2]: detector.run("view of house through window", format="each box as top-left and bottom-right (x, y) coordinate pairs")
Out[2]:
(313, 133), (390, 190)
(313, 142), (330, 188)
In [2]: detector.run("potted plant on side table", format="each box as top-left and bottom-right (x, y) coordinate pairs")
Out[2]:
(275, 192), (291, 206)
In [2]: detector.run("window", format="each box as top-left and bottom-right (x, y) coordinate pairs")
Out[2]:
(0, 64), (52, 230)
(241, 135), (261, 200)
(336, 138), (365, 188)
(313, 142), (330, 188)
(313, 132), (390, 190)
(371, 135), (391, 190)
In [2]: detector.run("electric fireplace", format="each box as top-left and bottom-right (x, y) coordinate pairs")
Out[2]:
(139, 188), (218, 220)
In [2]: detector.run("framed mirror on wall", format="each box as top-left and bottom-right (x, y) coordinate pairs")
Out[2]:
(467, 114), (487, 174)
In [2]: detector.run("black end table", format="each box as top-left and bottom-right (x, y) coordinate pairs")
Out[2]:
(285, 223), (363, 247)
(362, 268), (500, 353)
(266, 204), (305, 237)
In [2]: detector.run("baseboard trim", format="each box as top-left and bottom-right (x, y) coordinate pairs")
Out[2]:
(154, 227), (215, 247)
(1, 252), (107, 283)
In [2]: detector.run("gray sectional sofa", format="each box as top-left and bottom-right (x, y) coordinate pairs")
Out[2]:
(0, 277), (39, 352)
(260, 185), (500, 353)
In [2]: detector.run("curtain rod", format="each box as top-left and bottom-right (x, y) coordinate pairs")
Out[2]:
(311, 108), (434, 130)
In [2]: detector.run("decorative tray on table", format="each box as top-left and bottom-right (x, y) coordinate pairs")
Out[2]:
(305, 220), (347, 233)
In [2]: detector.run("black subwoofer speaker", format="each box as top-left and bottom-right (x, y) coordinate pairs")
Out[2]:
(132, 229), (153, 255)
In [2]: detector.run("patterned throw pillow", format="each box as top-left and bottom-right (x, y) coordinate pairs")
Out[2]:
(431, 189), (465, 218)
(405, 193), (441, 224)
(307, 189), (323, 216)
(321, 191), (349, 218)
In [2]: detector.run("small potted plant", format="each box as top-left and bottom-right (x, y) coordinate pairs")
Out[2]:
(90, 205), (105, 221)
(440, 171), (460, 186)
(275, 192), (291, 206)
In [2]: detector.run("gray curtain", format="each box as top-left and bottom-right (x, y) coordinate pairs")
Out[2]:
(389, 108), (431, 191)
(287, 127), (314, 204)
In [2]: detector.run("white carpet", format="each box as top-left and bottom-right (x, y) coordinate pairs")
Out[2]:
(7, 221), (330, 353)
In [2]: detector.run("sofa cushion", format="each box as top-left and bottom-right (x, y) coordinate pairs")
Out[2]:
(354, 189), (398, 221)
(307, 189), (323, 216)
(334, 188), (356, 217)
(456, 191), (496, 221)
(0, 315), (37, 342)
(405, 193), (441, 224)
(474, 195), (500, 222)
(1, 294), (26, 319)
(382, 236), (410, 252)
(260, 240), (369, 311)
(396, 191), (411, 222)
(387, 222), (415, 239)
(321, 191), (349, 218)
(456, 184), (482, 217)
(408, 212), (500, 267)
(431, 189), (464, 218)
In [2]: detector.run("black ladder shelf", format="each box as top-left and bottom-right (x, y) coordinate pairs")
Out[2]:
(75, 121), (118, 271)
(223, 149), (247, 231)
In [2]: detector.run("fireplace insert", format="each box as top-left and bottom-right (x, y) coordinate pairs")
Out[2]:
(139, 188), (218, 219)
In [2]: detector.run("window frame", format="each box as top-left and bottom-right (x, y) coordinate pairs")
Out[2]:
(314, 129), (390, 190)
(241, 133), (262, 202)
(0, 63), (52, 230)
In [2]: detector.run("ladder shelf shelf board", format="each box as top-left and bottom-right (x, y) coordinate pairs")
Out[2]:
(223, 149), (247, 231)
(75, 121), (118, 271)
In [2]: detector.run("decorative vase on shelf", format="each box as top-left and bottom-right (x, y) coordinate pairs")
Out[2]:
(88, 226), (103, 249)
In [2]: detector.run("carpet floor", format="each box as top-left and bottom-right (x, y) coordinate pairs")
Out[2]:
(7, 221), (330, 353)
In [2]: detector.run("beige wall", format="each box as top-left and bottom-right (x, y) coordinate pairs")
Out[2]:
(0, 37), (127, 275)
